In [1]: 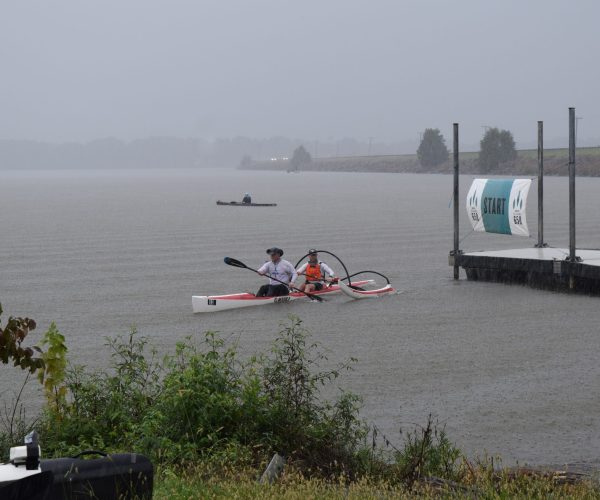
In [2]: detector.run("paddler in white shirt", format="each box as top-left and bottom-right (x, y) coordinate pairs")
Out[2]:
(256, 247), (298, 297)
(296, 249), (337, 294)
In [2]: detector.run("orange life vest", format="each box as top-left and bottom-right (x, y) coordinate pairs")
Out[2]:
(305, 263), (323, 281)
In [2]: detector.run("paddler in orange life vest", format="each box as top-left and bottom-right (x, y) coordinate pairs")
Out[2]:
(296, 249), (337, 293)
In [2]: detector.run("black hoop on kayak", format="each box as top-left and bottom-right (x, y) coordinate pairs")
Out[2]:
(294, 250), (391, 287)
(343, 270), (391, 285)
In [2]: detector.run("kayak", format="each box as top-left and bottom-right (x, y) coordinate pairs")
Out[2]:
(192, 279), (374, 313)
(216, 200), (277, 207)
(338, 280), (395, 299)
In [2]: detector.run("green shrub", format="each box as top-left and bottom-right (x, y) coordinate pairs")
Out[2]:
(134, 331), (261, 464)
(0, 315), (67, 459)
(392, 414), (462, 484)
(38, 322), (68, 411)
(39, 328), (163, 456)
(135, 317), (368, 475)
(24, 316), (473, 488)
(260, 316), (367, 475)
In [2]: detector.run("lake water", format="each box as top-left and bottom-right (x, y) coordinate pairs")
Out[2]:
(1, 167), (599, 466)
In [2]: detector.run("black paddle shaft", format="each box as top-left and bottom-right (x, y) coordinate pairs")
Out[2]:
(223, 257), (323, 302)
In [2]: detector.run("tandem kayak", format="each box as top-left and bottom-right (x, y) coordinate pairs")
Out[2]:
(192, 279), (375, 313)
(338, 280), (395, 299)
(216, 200), (277, 207)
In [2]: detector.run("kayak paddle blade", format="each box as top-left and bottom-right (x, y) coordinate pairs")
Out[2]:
(224, 257), (247, 269)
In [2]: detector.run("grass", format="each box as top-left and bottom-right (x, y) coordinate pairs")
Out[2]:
(152, 465), (431, 499)
(153, 463), (600, 499)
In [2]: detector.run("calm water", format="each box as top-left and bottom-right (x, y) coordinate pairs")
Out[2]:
(1, 168), (600, 465)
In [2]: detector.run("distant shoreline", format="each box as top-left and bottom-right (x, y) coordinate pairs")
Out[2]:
(241, 147), (600, 177)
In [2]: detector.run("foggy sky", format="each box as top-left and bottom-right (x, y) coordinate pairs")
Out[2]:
(2, 0), (599, 148)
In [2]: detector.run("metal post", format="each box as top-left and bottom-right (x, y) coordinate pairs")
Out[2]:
(568, 107), (577, 288)
(453, 123), (460, 279)
(537, 121), (544, 247)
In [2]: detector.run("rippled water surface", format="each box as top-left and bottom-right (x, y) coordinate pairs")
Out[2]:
(1, 168), (599, 465)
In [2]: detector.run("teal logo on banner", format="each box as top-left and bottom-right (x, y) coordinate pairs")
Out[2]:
(481, 179), (513, 235)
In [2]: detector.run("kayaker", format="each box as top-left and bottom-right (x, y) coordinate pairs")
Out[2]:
(256, 247), (298, 297)
(296, 249), (337, 293)
(242, 192), (252, 204)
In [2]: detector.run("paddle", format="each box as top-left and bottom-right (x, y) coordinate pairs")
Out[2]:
(224, 257), (323, 302)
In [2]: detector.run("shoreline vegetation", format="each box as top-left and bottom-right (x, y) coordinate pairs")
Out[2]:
(1, 310), (599, 498)
(241, 147), (600, 177)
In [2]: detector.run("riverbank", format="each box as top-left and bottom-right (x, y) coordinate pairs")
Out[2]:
(241, 147), (600, 176)
(3, 303), (600, 498)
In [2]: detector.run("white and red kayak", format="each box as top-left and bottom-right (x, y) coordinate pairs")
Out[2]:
(192, 280), (374, 313)
(338, 280), (395, 299)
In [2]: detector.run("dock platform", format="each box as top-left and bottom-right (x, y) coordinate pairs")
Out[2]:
(451, 247), (600, 294)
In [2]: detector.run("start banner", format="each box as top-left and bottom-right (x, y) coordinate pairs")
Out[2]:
(466, 178), (531, 236)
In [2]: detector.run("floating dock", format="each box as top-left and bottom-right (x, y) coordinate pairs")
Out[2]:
(450, 109), (599, 295)
(451, 248), (600, 294)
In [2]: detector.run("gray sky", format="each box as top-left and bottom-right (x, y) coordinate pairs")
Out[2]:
(2, 0), (599, 148)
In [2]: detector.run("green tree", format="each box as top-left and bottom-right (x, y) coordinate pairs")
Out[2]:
(290, 145), (312, 171)
(417, 128), (449, 167)
(479, 127), (517, 173)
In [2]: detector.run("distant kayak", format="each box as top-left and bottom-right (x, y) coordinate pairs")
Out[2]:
(216, 200), (277, 207)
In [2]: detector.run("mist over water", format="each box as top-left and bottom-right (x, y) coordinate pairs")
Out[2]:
(1, 168), (600, 465)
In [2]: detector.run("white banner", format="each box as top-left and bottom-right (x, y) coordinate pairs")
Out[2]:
(466, 178), (531, 237)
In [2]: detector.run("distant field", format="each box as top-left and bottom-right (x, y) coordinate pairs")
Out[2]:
(341, 147), (600, 162)
(245, 146), (600, 176)
(324, 147), (600, 164)
(517, 146), (600, 159)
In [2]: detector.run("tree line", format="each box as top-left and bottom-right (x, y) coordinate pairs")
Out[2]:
(252, 129), (517, 174)
(417, 127), (516, 172)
